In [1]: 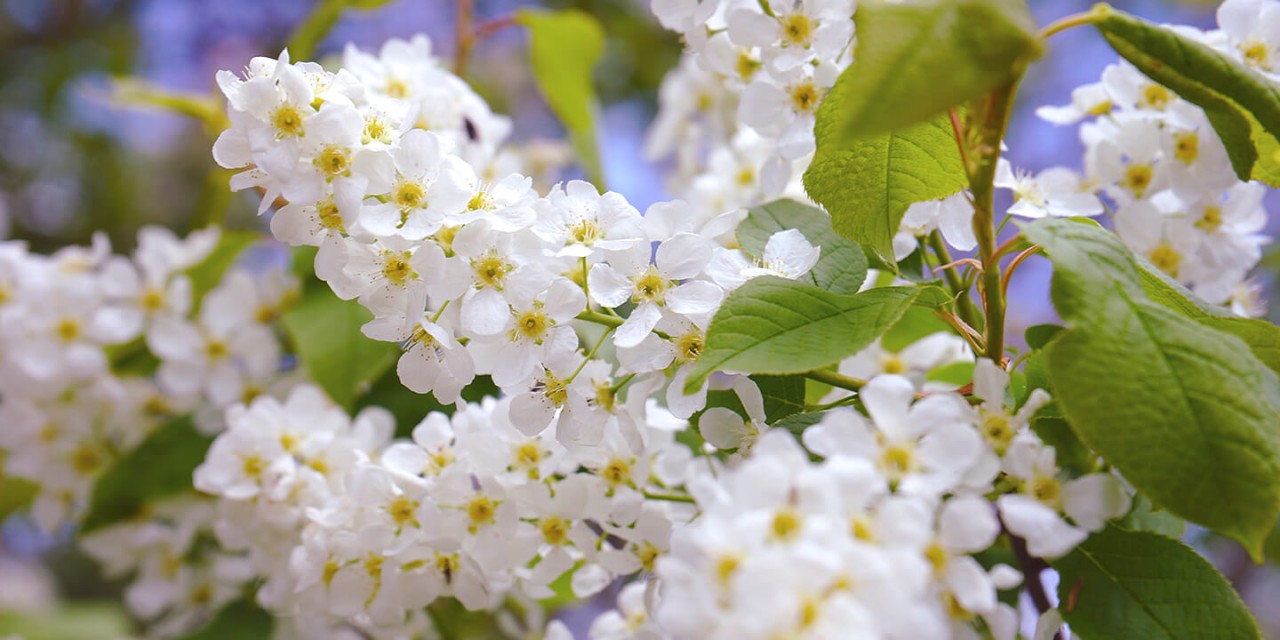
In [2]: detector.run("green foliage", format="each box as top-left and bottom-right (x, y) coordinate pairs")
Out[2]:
(180, 598), (273, 640)
(1138, 264), (1280, 375)
(685, 277), (927, 392)
(1052, 527), (1260, 639)
(1119, 494), (1187, 539)
(0, 453), (36, 522)
(81, 416), (212, 532)
(287, 0), (397, 60)
(752, 375), (807, 423)
(1091, 4), (1280, 186)
(281, 287), (399, 411)
(820, 0), (1041, 143)
(1025, 218), (1280, 558)
(736, 199), (868, 295)
(804, 115), (968, 263)
(880, 305), (952, 352)
(187, 230), (257, 311)
(1023, 323), (1065, 350)
(0, 602), (132, 640)
(517, 9), (606, 186)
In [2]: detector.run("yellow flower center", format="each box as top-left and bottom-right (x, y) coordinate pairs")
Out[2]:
(1195, 205), (1222, 232)
(782, 13), (813, 46)
(1124, 164), (1153, 197)
(273, 105), (306, 137)
(314, 146), (351, 177)
(466, 495), (496, 532)
(1149, 244), (1181, 277)
(541, 516), (568, 545)
(1138, 84), (1171, 110)
(394, 181), (427, 210)
(1173, 131), (1199, 164)
(381, 251), (416, 285)
(790, 81), (819, 113)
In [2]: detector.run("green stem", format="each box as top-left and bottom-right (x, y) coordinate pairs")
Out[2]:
(968, 75), (1023, 362)
(643, 490), (696, 504)
(927, 230), (980, 331)
(1039, 8), (1103, 40)
(575, 309), (622, 328)
(802, 368), (866, 392)
(568, 326), (612, 382)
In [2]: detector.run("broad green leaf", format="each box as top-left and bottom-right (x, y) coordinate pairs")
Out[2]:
(804, 115), (967, 262)
(752, 375), (807, 423)
(1025, 218), (1280, 557)
(926, 361), (974, 386)
(737, 199), (869, 295)
(880, 305), (952, 352)
(81, 416), (212, 532)
(180, 598), (273, 640)
(1029, 410), (1093, 476)
(517, 9), (605, 186)
(1092, 4), (1280, 186)
(1052, 527), (1260, 639)
(1118, 494), (1186, 539)
(771, 411), (826, 438)
(822, 0), (1041, 142)
(281, 288), (398, 410)
(1138, 264), (1280, 375)
(685, 277), (924, 392)
(187, 229), (257, 310)
(1024, 324), (1065, 350)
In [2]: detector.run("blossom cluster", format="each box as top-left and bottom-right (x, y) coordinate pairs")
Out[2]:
(1033, 0), (1276, 314)
(194, 383), (698, 638)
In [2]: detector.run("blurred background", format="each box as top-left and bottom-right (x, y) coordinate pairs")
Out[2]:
(2, 0), (1278, 637)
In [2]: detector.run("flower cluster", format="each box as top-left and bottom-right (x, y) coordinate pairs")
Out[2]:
(652, 361), (1129, 640)
(646, 0), (855, 214)
(1033, 0), (1275, 315)
(0, 228), (290, 530)
(194, 383), (697, 638)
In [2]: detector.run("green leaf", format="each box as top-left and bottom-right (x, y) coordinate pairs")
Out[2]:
(1024, 323), (1065, 350)
(81, 416), (212, 532)
(1091, 4), (1280, 185)
(0, 453), (36, 522)
(0, 602), (132, 640)
(286, 0), (395, 60)
(804, 115), (968, 263)
(751, 375), (807, 423)
(1052, 526), (1260, 640)
(187, 230), (257, 310)
(822, 0), (1041, 142)
(1118, 494), (1186, 539)
(180, 598), (274, 640)
(281, 288), (399, 410)
(517, 9), (605, 186)
(880, 305), (952, 352)
(1138, 264), (1280, 376)
(685, 277), (925, 392)
(736, 199), (868, 295)
(1029, 410), (1093, 476)
(1025, 218), (1280, 558)
(926, 361), (974, 386)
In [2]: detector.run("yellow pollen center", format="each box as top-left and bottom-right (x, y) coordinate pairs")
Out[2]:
(467, 190), (494, 211)
(633, 268), (669, 303)
(389, 496), (417, 528)
(473, 253), (509, 288)
(363, 117), (391, 145)
(881, 443), (915, 479)
(273, 105), (305, 137)
(925, 542), (948, 571)
(736, 52), (760, 80)
(676, 330), (704, 363)
(56, 318), (80, 342)
(982, 414), (1015, 453)
(1124, 164), (1153, 197)
(1174, 131), (1199, 164)
(783, 14), (813, 46)
(541, 516), (568, 545)
(1087, 100), (1114, 117)
(715, 555), (740, 586)
(638, 541), (660, 572)
(790, 82), (819, 113)
(242, 454), (265, 479)
(881, 354), (905, 375)
(434, 225), (459, 255)
(386, 78), (410, 99)
(364, 555), (384, 580)
(382, 251), (416, 285)
(1031, 475), (1062, 507)
(394, 181), (426, 210)
(602, 458), (631, 487)
(570, 219), (602, 245)
(771, 508), (802, 541)
(1242, 40), (1270, 68)
(436, 553), (459, 582)
(315, 146), (350, 176)
(1196, 205), (1222, 232)
(70, 443), (102, 474)
(316, 199), (344, 230)
(466, 495), (496, 531)
(851, 515), (875, 541)
(513, 308), (550, 342)
(1139, 84), (1171, 110)
(141, 288), (165, 312)
(1149, 244), (1181, 277)
(205, 339), (229, 360)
